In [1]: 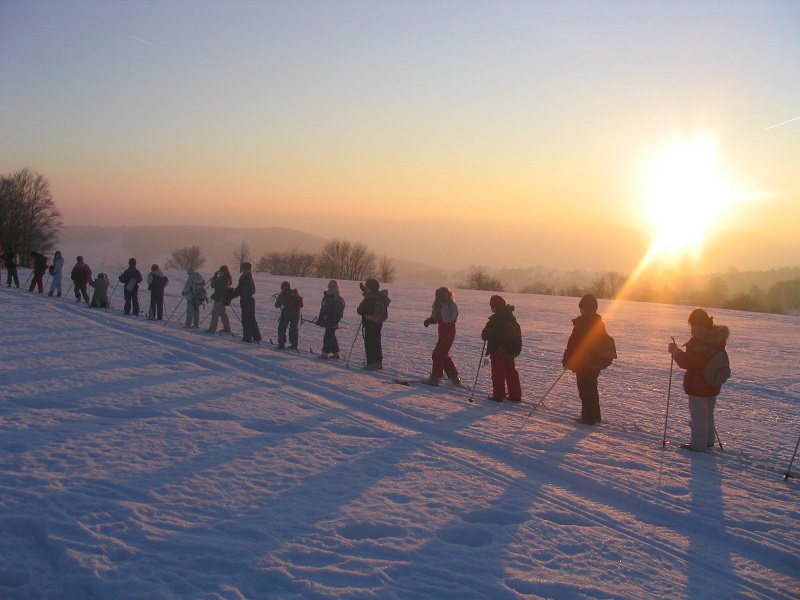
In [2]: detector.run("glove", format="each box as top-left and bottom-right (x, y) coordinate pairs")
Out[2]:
(423, 317), (436, 327)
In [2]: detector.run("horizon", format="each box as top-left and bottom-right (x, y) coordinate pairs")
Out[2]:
(2, 1), (799, 276)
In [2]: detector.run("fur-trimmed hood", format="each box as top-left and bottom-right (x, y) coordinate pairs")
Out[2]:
(690, 324), (729, 348)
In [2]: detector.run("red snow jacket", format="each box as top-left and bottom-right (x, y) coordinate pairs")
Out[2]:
(672, 325), (730, 397)
(71, 262), (92, 287)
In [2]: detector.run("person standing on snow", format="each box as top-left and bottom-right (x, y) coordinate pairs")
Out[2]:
(229, 262), (261, 343)
(481, 295), (522, 402)
(356, 278), (390, 370)
(48, 250), (64, 297)
(28, 251), (48, 294)
(118, 258), (143, 316)
(316, 279), (345, 359)
(423, 287), (461, 386)
(89, 273), (111, 308)
(3, 246), (20, 288)
(563, 294), (611, 425)
(274, 280), (303, 350)
(181, 267), (205, 329)
(207, 265), (233, 334)
(146, 264), (169, 320)
(70, 256), (92, 303)
(668, 308), (730, 452)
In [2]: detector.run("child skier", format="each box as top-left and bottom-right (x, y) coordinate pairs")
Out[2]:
(423, 287), (461, 386)
(89, 273), (110, 308)
(481, 295), (522, 402)
(48, 250), (64, 297)
(317, 279), (345, 358)
(668, 308), (730, 452)
(356, 278), (391, 370)
(207, 265), (233, 334)
(147, 264), (169, 320)
(3, 247), (20, 288)
(274, 281), (303, 349)
(118, 258), (143, 316)
(28, 251), (48, 294)
(70, 256), (92, 304)
(562, 294), (613, 425)
(181, 267), (206, 328)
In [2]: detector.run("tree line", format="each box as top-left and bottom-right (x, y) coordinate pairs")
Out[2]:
(165, 239), (396, 283)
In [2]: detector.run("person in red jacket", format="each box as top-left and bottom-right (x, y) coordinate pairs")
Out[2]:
(70, 256), (92, 304)
(423, 287), (461, 386)
(668, 307), (730, 452)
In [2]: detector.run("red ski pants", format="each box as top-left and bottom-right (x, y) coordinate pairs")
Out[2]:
(490, 350), (521, 400)
(431, 322), (458, 378)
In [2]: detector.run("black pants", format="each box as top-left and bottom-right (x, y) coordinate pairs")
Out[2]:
(149, 289), (164, 319)
(363, 321), (383, 365)
(277, 311), (299, 347)
(6, 267), (19, 287)
(576, 371), (601, 424)
(74, 284), (90, 303)
(124, 287), (140, 315)
(240, 296), (261, 343)
(322, 326), (339, 354)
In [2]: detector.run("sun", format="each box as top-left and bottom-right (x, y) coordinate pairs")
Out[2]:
(639, 133), (737, 260)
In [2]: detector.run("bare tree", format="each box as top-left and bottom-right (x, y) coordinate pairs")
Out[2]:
(377, 256), (396, 283)
(256, 248), (316, 276)
(463, 266), (504, 291)
(0, 168), (63, 263)
(165, 245), (206, 271)
(232, 240), (252, 266)
(316, 239), (377, 281)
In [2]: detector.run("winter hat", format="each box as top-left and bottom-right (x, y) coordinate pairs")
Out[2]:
(281, 281), (291, 291)
(579, 293), (598, 313)
(364, 278), (379, 292)
(151, 264), (159, 271)
(77, 256), (84, 262)
(128, 258), (136, 266)
(489, 295), (506, 311)
(327, 279), (340, 292)
(688, 307), (713, 329)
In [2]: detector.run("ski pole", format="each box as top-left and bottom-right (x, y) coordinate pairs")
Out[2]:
(784, 432), (800, 481)
(23, 271), (32, 288)
(228, 303), (242, 324)
(164, 296), (184, 326)
(714, 426), (724, 452)
(345, 322), (363, 368)
(663, 337), (676, 447)
(467, 340), (487, 403)
(518, 368), (567, 430)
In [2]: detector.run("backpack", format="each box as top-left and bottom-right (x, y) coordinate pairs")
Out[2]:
(502, 318), (522, 357)
(192, 279), (207, 304)
(704, 348), (731, 387)
(591, 331), (617, 370)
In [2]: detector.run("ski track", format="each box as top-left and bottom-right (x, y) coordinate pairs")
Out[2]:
(1, 281), (799, 599)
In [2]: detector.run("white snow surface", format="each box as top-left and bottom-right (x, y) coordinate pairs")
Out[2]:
(1, 273), (798, 599)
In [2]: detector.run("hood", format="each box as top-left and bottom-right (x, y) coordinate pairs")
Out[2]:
(693, 324), (730, 346)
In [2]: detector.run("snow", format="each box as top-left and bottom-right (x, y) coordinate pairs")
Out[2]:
(1, 272), (798, 599)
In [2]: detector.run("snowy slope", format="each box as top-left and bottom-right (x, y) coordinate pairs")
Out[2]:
(1, 274), (798, 599)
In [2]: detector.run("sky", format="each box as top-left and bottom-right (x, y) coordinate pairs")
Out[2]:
(1, 1), (799, 273)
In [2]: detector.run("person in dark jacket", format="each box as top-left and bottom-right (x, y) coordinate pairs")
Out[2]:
(423, 287), (461, 386)
(70, 256), (92, 303)
(668, 308), (730, 452)
(146, 264), (169, 320)
(229, 262), (261, 343)
(3, 247), (20, 288)
(317, 279), (345, 358)
(481, 295), (522, 402)
(89, 273), (111, 308)
(274, 280), (302, 349)
(207, 265), (232, 333)
(118, 258), (143, 316)
(356, 278), (390, 370)
(563, 294), (609, 425)
(28, 251), (48, 294)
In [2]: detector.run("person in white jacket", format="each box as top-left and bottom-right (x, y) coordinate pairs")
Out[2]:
(47, 250), (64, 297)
(181, 267), (206, 328)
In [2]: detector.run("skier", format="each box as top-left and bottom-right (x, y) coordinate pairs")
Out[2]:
(316, 279), (345, 359)
(481, 295), (522, 402)
(28, 251), (48, 294)
(229, 262), (261, 343)
(89, 273), (110, 308)
(207, 265), (233, 334)
(48, 250), (64, 297)
(3, 246), (19, 288)
(146, 264), (169, 320)
(70, 256), (92, 304)
(274, 281), (303, 350)
(356, 278), (390, 370)
(118, 258), (143, 316)
(181, 267), (205, 329)
(423, 287), (461, 386)
(668, 307), (730, 452)
(563, 294), (610, 425)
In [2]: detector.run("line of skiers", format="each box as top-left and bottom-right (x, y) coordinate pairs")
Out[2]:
(4, 250), (730, 452)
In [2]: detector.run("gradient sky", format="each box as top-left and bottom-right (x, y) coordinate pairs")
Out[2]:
(1, 1), (798, 272)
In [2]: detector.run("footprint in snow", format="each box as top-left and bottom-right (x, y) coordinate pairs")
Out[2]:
(339, 522), (406, 540)
(437, 525), (494, 547)
(462, 508), (529, 526)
